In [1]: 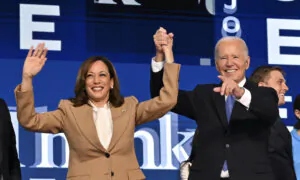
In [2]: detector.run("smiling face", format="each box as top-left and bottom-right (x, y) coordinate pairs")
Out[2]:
(215, 38), (250, 84)
(258, 70), (288, 106)
(85, 60), (114, 107)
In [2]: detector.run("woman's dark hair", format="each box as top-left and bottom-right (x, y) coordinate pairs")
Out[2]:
(70, 56), (124, 107)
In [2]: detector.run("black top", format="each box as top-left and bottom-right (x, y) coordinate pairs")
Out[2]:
(0, 98), (21, 180)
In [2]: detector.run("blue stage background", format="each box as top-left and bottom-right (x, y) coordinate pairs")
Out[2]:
(0, 0), (300, 179)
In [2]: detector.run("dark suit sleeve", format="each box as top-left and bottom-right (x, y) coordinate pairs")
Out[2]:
(249, 86), (279, 125)
(268, 121), (296, 180)
(150, 68), (196, 120)
(269, 146), (297, 180)
(0, 99), (21, 180)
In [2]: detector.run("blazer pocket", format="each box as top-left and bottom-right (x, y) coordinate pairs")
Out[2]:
(127, 169), (146, 180)
(253, 162), (272, 174)
(67, 175), (90, 180)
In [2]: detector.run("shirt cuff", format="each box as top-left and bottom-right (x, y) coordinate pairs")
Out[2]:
(236, 87), (251, 109)
(151, 57), (165, 73)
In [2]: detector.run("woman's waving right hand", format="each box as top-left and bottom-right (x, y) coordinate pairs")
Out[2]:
(23, 43), (48, 79)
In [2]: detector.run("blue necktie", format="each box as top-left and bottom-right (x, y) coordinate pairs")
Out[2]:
(223, 95), (235, 171)
(225, 95), (235, 122)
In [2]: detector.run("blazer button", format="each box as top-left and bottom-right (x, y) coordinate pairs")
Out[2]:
(105, 153), (110, 158)
(111, 171), (114, 176)
(225, 144), (230, 148)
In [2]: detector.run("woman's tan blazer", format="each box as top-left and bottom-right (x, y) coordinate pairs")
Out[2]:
(15, 63), (180, 180)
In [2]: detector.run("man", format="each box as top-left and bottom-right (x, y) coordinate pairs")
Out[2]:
(249, 65), (296, 180)
(150, 28), (279, 180)
(0, 98), (21, 180)
(291, 94), (300, 180)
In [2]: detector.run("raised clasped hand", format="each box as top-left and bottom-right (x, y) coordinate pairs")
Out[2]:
(153, 27), (174, 53)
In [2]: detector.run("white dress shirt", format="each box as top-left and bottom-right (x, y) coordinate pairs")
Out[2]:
(151, 58), (252, 178)
(89, 101), (113, 150)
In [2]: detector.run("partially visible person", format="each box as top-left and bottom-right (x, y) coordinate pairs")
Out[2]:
(15, 42), (180, 180)
(180, 128), (199, 180)
(249, 65), (296, 180)
(0, 98), (21, 180)
(292, 94), (300, 180)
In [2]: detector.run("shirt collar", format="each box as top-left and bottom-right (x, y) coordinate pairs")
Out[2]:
(89, 100), (110, 111)
(238, 77), (246, 87)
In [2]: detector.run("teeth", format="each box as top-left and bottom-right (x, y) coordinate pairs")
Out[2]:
(225, 70), (236, 73)
(92, 87), (103, 91)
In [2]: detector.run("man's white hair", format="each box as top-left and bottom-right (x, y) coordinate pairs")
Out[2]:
(214, 36), (249, 60)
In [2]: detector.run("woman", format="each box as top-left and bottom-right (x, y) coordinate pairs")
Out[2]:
(15, 42), (179, 180)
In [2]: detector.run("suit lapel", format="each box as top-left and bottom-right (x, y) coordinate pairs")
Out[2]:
(213, 91), (228, 129)
(71, 104), (106, 152)
(108, 105), (130, 151)
(243, 79), (255, 92)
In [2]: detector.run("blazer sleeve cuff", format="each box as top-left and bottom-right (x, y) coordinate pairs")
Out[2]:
(151, 57), (165, 73)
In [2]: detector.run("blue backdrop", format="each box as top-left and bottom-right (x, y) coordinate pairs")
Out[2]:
(1, 0), (300, 179)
